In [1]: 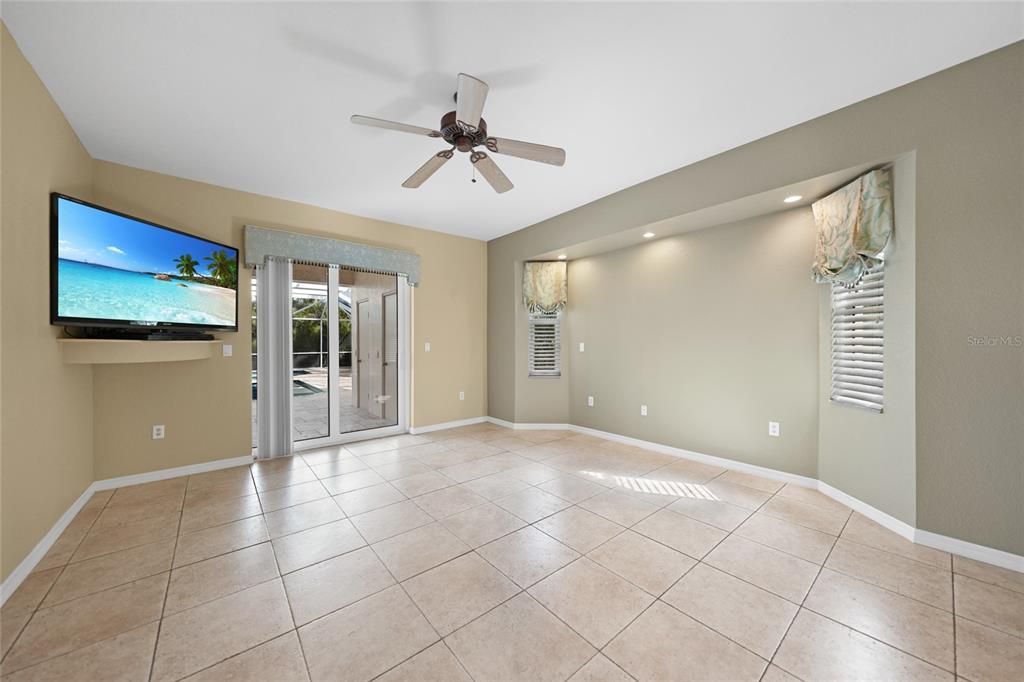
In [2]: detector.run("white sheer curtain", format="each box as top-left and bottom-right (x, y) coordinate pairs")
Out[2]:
(256, 256), (294, 459)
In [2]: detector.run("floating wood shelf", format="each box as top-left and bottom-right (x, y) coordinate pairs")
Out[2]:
(59, 338), (221, 365)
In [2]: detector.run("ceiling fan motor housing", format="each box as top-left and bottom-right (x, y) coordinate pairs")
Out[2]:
(440, 110), (487, 152)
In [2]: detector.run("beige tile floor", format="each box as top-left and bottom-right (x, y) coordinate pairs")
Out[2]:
(2, 423), (1022, 681)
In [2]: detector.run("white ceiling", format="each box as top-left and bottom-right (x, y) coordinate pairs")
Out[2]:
(4, 2), (1021, 241)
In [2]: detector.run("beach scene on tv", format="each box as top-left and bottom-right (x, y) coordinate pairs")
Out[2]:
(56, 198), (238, 327)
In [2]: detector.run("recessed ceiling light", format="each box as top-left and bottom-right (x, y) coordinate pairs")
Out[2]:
(643, 232), (656, 239)
(783, 195), (803, 203)
(557, 254), (567, 260)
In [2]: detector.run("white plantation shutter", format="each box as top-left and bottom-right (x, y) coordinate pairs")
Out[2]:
(528, 312), (561, 376)
(831, 263), (885, 411)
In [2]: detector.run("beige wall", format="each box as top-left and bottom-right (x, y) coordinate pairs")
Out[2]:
(1, 24), (488, 579)
(1, 25), (95, 580)
(818, 154), (917, 525)
(567, 210), (820, 477)
(90, 161), (487, 479)
(488, 42), (1023, 554)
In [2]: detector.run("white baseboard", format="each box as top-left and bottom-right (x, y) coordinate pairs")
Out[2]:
(0, 485), (96, 606)
(915, 529), (1024, 573)
(816, 481), (916, 542)
(567, 423), (819, 489)
(491, 416), (1023, 575)
(486, 417), (571, 431)
(486, 417), (515, 429)
(6, 423), (1021, 608)
(409, 416), (488, 435)
(93, 455), (254, 491)
(1, 453), (253, 607)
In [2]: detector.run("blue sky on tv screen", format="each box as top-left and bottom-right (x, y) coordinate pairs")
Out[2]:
(56, 197), (236, 275)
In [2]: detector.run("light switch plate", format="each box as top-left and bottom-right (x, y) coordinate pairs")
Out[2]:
(579, 342), (585, 352)
(641, 405), (648, 416)
(587, 396), (594, 407)
(152, 424), (165, 440)
(768, 421), (780, 437)
(424, 342), (431, 352)
(459, 391), (465, 401)
(222, 344), (233, 357)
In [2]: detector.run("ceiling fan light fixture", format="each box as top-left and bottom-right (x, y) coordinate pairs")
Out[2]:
(350, 73), (566, 193)
(557, 254), (567, 260)
(643, 232), (656, 239)
(783, 195), (803, 203)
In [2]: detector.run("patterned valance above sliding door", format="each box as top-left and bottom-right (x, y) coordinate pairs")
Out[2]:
(244, 225), (422, 286)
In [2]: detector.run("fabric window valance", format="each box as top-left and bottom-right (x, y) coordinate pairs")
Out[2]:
(811, 168), (893, 287)
(523, 261), (567, 314)
(244, 225), (421, 286)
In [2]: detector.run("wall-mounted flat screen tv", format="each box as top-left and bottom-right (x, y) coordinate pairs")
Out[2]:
(50, 193), (239, 331)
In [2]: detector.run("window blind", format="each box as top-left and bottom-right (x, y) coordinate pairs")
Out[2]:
(831, 263), (884, 411)
(528, 312), (561, 377)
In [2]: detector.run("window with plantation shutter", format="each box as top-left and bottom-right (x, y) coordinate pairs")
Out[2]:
(528, 312), (561, 377)
(831, 262), (885, 411)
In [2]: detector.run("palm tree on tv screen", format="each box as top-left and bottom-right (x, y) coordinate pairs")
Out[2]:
(174, 254), (199, 278)
(205, 250), (237, 288)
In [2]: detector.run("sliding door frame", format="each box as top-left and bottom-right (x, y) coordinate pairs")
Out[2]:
(292, 272), (410, 452)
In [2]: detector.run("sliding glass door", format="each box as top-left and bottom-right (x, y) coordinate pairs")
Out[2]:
(252, 265), (408, 451)
(291, 264), (330, 441)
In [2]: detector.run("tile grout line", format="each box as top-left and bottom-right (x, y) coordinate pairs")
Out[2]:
(460, 468), (782, 678)
(9, 426), (1005, 681)
(248, 461), (317, 682)
(626, 472), (794, 679)
(763, 507), (852, 680)
(346, 501), (458, 675)
(258, 457), (318, 682)
(1, 432), (710, 675)
(0, 487), (116, 673)
(147, 485), (185, 682)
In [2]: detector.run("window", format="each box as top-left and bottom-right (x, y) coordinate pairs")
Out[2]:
(528, 312), (561, 377)
(831, 262), (884, 411)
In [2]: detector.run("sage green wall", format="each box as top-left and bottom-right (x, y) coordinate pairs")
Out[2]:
(487, 42), (1024, 554)
(568, 210), (819, 476)
(818, 154), (917, 526)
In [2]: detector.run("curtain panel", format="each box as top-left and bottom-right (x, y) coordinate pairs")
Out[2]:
(244, 225), (421, 286)
(811, 168), (893, 287)
(523, 261), (568, 314)
(255, 257), (294, 459)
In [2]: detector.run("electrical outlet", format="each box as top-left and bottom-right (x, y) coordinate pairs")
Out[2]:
(768, 421), (780, 437)
(579, 342), (585, 352)
(587, 396), (594, 407)
(222, 343), (233, 357)
(152, 424), (165, 440)
(641, 405), (648, 416)
(424, 342), (431, 352)
(459, 391), (465, 401)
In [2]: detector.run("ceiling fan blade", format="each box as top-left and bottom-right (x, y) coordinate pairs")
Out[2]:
(486, 137), (566, 166)
(402, 150), (453, 189)
(351, 115), (441, 138)
(470, 151), (513, 193)
(455, 73), (489, 132)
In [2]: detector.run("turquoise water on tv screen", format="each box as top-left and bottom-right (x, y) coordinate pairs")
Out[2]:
(58, 260), (236, 326)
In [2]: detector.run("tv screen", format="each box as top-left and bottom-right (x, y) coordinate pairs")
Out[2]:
(51, 194), (239, 331)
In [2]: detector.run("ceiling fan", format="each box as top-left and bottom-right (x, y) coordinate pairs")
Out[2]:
(351, 73), (566, 193)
